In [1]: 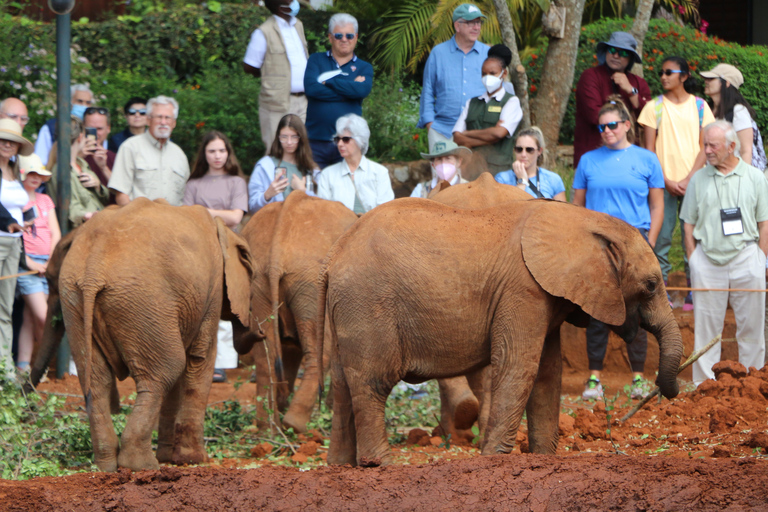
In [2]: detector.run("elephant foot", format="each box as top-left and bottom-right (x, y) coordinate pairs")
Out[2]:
(452, 392), (480, 431)
(282, 408), (311, 434)
(94, 458), (118, 473)
(172, 445), (209, 466)
(156, 442), (174, 463)
(327, 444), (357, 466)
(117, 448), (160, 472)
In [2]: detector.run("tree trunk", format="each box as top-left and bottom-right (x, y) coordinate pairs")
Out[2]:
(491, 0), (531, 129)
(530, 0), (587, 162)
(629, 0), (654, 78)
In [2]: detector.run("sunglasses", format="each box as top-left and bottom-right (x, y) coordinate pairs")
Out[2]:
(514, 146), (537, 154)
(127, 108), (147, 116)
(333, 136), (354, 144)
(597, 121), (623, 133)
(84, 107), (109, 116)
(607, 46), (631, 58)
(333, 33), (355, 40)
(658, 69), (684, 77)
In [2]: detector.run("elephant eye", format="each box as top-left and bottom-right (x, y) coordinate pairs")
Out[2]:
(645, 278), (657, 294)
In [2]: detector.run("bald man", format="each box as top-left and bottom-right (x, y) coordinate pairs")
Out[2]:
(0, 98), (30, 133)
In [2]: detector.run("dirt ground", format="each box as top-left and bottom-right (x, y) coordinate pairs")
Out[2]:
(4, 304), (768, 511)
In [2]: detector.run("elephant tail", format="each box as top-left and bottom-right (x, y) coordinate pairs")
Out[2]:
(80, 283), (101, 414)
(267, 266), (284, 384)
(315, 264), (330, 397)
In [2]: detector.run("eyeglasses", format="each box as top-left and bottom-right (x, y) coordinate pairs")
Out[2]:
(1, 113), (30, 124)
(127, 108), (146, 116)
(607, 46), (631, 58)
(597, 121), (622, 133)
(658, 69), (684, 77)
(514, 146), (536, 154)
(84, 107), (109, 116)
(333, 136), (354, 144)
(279, 135), (300, 143)
(333, 33), (355, 40)
(458, 19), (484, 26)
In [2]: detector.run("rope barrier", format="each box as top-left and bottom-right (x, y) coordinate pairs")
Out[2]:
(0, 270), (37, 281)
(666, 286), (768, 293)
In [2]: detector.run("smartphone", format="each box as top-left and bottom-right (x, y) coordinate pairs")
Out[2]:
(276, 167), (287, 180)
(22, 206), (38, 222)
(85, 127), (97, 139)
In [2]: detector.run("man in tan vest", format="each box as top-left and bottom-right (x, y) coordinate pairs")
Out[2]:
(243, 0), (309, 150)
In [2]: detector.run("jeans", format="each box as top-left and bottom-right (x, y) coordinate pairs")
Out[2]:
(654, 189), (689, 281)
(309, 140), (342, 170)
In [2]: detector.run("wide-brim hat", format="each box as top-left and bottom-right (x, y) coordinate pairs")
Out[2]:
(700, 63), (744, 89)
(596, 31), (642, 67)
(420, 140), (472, 159)
(0, 118), (34, 156)
(19, 154), (51, 182)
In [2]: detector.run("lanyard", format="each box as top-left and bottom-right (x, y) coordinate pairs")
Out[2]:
(527, 168), (545, 199)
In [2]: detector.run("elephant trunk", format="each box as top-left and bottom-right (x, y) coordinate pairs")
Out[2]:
(643, 306), (683, 399)
(27, 294), (65, 390)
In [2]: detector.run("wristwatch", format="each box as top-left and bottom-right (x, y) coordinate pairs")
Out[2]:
(518, 177), (529, 186)
(630, 87), (639, 96)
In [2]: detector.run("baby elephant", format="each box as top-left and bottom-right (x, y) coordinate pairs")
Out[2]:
(55, 198), (254, 471)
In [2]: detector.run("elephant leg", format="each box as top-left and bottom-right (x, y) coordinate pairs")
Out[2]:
(467, 367), (491, 441)
(349, 373), (392, 467)
(437, 376), (479, 441)
(481, 319), (546, 456)
(87, 345), (121, 472)
(279, 341), (302, 412)
(171, 316), (218, 466)
(156, 378), (183, 463)
(283, 319), (321, 433)
(327, 350), (356, 466)
(525, 329), (562, 455)
(110, 377), (120, 415)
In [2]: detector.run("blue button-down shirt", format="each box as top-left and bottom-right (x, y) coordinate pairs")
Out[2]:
(417, 36), (489, 138)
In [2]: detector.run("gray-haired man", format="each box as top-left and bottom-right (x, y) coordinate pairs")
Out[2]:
(34, 84), (94, 165)
(109, 95), (189, 206)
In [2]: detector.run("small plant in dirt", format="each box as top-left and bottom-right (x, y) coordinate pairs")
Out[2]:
(385, 381), (441, 432)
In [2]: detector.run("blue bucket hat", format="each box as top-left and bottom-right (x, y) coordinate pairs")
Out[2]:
(596, 32), (642, 67)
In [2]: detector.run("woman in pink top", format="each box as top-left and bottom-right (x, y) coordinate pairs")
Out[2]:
(16, 154), (61, 372)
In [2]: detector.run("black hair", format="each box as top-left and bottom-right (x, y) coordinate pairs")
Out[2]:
(264, 0), (285, 15)
(123, 96), (147, 114)
(487, 44), (512, 68)
(713, 78), (757, 123)
(662, 56), (698, 94)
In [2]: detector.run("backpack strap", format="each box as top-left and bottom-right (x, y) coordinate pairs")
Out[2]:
(695, 96), (705, 129)
(654, 95), (664, 129)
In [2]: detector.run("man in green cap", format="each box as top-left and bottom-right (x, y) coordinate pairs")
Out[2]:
(417, 4), (489, 150)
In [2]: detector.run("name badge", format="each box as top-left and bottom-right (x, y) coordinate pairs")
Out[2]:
(720, 207), (744, 236)
(487, 106), (502, 113)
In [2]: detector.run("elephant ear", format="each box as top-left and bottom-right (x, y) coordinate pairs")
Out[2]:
(216, 218), (254, 327)
(521, 203), (626, 326)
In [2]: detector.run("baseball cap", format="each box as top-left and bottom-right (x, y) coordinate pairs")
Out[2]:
(700, 63), (744, 89)
(452, 4), (486, 22)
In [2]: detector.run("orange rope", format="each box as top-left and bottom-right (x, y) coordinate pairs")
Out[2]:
(0, 270), (37, 281)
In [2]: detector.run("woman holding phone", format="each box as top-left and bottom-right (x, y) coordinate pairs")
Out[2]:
(185, 130), (248, 383)
(248, 114), (319, 213)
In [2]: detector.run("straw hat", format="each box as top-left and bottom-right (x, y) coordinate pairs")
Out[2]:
(19, 154), (52, 182)
(0, 118), (34, 156)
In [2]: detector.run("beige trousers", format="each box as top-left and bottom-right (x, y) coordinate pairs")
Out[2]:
(691, 243), (766, 385)
(0, 236), (21, 376)
(259, 94), (308, 151)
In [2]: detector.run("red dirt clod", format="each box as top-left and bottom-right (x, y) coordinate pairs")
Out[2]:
(429, 437), (442, 447)
(742, 433), (768, 452)
(558, 413), (575, 437)
(298, 441), (319, 457)
(290, 453), (308, 464)
(250, 442), (274, 458)
(406, 428), (430, 446)
(713, 360), (748, 380)
(711, 446), (732, 458)
(709, 406), (738, 434)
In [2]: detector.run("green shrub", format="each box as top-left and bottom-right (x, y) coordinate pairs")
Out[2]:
(525, 17), (768, 144)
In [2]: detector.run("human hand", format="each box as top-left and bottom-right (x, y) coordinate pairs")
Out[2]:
(354, 76), (366, 82)
(92, 147), (108, 169)
(611, 72), (633, 95)
(677, 176), (690, 194)
(7, 222), (25, 234)
(82, 137), (99, 157)
(83, 212), (96, 221)
(28, 258), (47, 276)
(512, 160), (528, 181)
(265, 171), (289, 200)
(78, 172), (100, 188)
(290, 173), (306, 192)
(664, 177), (682, 196)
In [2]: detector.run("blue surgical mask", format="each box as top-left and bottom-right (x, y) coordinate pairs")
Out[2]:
(71, 104), (87, 120)
(287, 0), (299, 17)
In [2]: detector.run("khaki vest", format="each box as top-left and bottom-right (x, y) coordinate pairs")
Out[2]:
(259, 16), (309, 112)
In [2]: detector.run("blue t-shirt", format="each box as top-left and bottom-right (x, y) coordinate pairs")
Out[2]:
(572, 145), (664, 230)
(495, 167), (565, 199)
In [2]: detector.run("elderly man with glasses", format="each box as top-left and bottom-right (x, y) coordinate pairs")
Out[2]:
(108, 95), (189, 206)
(573, 31), (652, 167)
(0, 98), (30, 133)
(417, 4), (490, 150)
(303, 13), (373, 170)
(34, 83), (94, 166)
(108, 97), (148, 153)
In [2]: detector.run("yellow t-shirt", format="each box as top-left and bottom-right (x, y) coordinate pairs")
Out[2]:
(637, 94), (715, 182)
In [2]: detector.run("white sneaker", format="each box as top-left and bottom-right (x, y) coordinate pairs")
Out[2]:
(581, 376), (603, 400)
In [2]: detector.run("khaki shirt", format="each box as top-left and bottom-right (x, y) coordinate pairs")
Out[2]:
(680, 158), (768, 265)
(108, 131), (189, 206)
(70, 158), (108, 227)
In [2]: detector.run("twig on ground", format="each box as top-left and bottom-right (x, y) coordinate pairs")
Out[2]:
(620, 334), (722, 423)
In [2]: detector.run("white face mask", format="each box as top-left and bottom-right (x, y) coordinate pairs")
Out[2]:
(482, 72), (503, 94)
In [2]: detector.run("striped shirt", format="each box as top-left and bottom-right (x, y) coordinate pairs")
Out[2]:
(22, 193), (55, 256)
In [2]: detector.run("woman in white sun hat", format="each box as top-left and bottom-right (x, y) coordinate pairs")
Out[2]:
(0, 118), (34, 378)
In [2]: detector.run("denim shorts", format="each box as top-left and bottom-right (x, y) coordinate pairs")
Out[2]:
(16, 254), (49, 296)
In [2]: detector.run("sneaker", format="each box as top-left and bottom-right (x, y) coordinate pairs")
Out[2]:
(581, 376), (603, 400)
(683, 292), (693, 312)
(409, 389), (429, 400)
(630, 376), (651, 400)
(213, 369), (227, 383)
